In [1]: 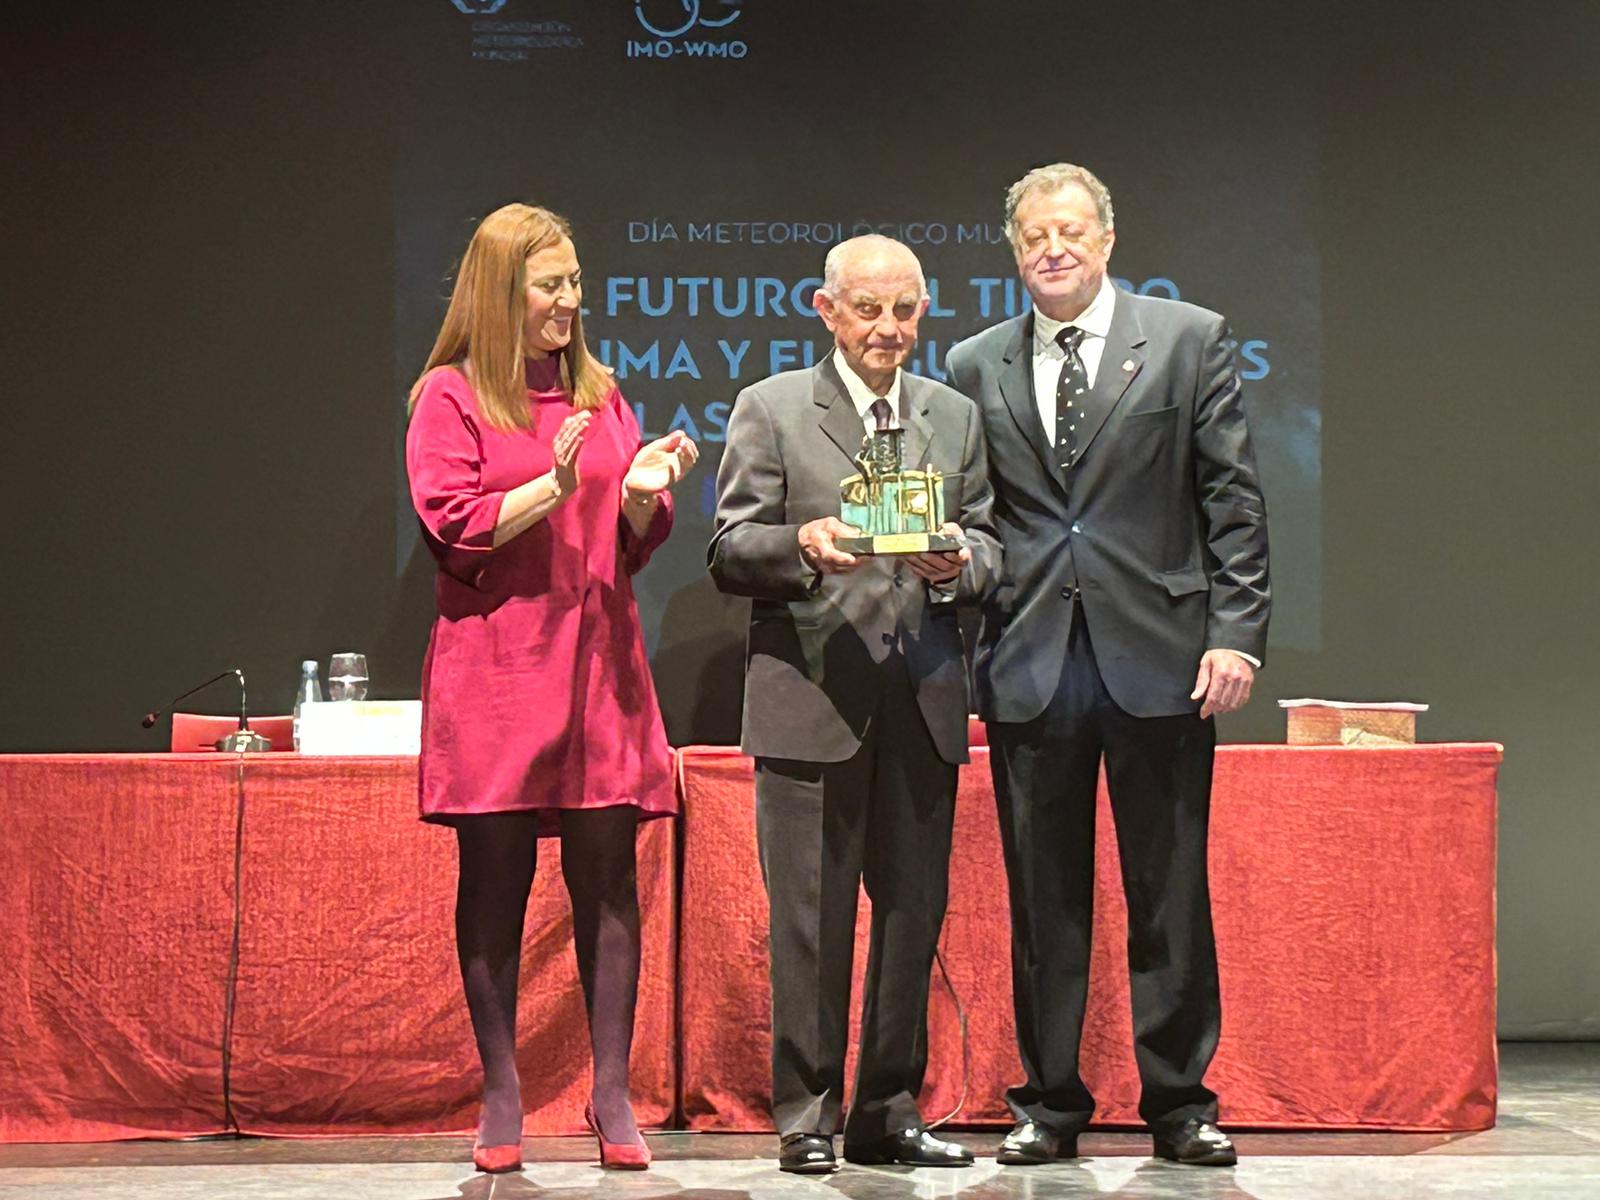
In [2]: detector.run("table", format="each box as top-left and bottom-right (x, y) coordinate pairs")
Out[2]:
(0, 755), (676, 1143)
(2, 743), (1501, 1141)
(677, 744), (1502, 1132)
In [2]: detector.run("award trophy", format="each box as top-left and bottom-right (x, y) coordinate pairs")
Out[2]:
(836, 427), (964, 555)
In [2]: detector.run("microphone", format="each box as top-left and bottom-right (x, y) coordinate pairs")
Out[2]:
(142, 668), (236, 728)
(142, 667), (272, 752)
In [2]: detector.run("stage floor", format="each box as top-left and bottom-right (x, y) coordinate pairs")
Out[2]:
(1, 1044), (1595, 1199)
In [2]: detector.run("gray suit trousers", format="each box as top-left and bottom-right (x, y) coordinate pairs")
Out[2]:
(755, 653), (957, 1143)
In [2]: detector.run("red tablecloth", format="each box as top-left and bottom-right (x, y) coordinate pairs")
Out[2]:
(0, 756), (238, 1142)
(0, 755), (676, 1143)
(1, 744), (1501, 1141)
(677, 743), (1502, 1132)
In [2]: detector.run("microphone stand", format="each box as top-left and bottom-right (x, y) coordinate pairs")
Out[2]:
(143, 668), (273, 752)
(217, 669), (272, 752)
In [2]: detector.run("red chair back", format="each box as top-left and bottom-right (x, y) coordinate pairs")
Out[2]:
(170, 712), (295, 752)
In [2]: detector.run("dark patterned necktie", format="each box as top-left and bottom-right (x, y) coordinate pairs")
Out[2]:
(1054, 326), (1088, 470)
(869, 396), (894, 432)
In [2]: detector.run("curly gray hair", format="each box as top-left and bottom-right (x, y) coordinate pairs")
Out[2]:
(1003, 163), (1115, 245)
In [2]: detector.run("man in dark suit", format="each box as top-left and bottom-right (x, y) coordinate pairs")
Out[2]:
(945, 163), (1270, 1168)
(710, 235), (1000, 1174)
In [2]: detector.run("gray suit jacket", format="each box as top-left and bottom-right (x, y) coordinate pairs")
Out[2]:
(708, 357), (1001, 765)
(945, 290), (1270, 723)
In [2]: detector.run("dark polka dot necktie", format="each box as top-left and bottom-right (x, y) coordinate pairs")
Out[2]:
(1055, 326), (1088, 471)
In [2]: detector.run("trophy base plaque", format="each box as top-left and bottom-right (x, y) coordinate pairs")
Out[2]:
(837, 531), (964, 556)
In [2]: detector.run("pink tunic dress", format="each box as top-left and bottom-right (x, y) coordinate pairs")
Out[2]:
(405, 365), (676, 833)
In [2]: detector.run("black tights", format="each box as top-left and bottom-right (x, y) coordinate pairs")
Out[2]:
(453, 806), (643, 1147)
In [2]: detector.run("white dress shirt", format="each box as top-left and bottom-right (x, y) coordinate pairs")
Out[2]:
(1031, 274), (1117, 437)
(832, 348), (902, 429)
(1027, 280), (1260, 672)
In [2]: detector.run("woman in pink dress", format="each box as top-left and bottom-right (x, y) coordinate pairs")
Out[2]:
(405, 203), (697, 1174)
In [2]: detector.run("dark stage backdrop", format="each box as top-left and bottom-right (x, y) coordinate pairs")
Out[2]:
(392, 0), (1323, 737)
(3, 3), (1596, 1037)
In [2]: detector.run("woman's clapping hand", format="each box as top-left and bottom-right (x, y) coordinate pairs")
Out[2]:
(550, 411), (592, 496)
(623, 430), (699, 499)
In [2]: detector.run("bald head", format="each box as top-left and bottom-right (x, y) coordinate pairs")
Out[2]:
(821, 234), (926, 298)
(813, 235), (930, 395)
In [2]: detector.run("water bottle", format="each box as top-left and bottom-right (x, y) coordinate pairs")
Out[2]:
(292, 659), (322, 751)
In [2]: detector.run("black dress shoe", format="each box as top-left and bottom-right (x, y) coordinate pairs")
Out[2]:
(779, 1133), (838, 1174)
(1152, 1119), (1236, 1166)
(844, 1126), (974, 1167)
(996, 1118), (1078, 1165)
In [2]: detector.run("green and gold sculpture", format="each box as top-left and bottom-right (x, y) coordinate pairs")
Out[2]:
(837, 428), (963, 555)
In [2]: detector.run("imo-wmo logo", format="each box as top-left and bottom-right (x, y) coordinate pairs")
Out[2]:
(450, 0), (508, 13)
(629, 0), (747, 59)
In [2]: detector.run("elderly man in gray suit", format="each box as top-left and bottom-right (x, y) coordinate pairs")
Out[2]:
(945, 163), (1270, 1168)
(709, 235), (1000, 1174)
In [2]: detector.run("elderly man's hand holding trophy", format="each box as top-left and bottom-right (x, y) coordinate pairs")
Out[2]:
(797, 425), (968, 586)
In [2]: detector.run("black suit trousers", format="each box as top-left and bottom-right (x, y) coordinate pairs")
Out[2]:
(754, 654), (957, 1143)
(989, 604), (1220, 1133)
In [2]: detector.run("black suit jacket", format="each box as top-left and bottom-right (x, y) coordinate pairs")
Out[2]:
(945, 289), (1270, 722)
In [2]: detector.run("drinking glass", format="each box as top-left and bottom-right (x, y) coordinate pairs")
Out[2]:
(328, 652), (369, 702)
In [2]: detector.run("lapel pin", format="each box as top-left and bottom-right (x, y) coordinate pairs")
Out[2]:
(1122, 359), (1136, 373)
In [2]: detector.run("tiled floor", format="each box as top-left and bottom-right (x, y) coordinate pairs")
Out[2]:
(2, 1043), (1595, 1198)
